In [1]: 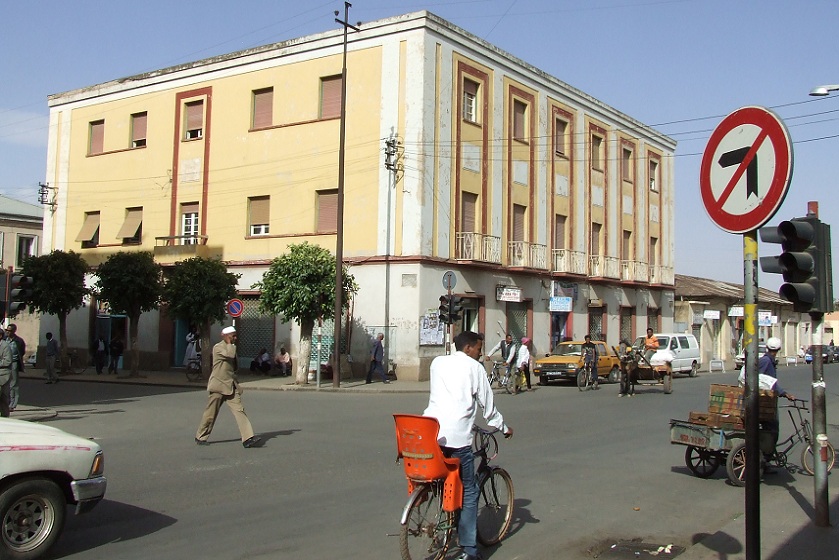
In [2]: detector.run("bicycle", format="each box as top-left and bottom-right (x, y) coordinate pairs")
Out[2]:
(185, 352), (203, 381)
(487, 360), (515, 394)
(577, 348), (598, 391)
(725, 399), (836, 485)
(59, 349), (88, 375)
(395, 416), (514, 560)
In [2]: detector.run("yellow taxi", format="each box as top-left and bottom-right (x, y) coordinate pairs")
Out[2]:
(533, 340), (621, 385)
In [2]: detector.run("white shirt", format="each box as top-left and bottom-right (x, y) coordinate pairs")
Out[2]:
(515, 345), (531, 369)
(423, 351), (507, 449)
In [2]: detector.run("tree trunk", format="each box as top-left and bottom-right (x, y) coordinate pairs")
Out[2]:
(128, 313), (141, 376)
(58, 312), (68, 373)
(297, 317), (314, 385)
(201, 319), (212, 377)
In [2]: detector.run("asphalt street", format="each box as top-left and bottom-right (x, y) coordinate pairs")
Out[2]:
(14, 363), (839, 560)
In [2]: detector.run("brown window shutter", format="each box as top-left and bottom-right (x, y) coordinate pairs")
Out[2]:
(253, 89), (273, 128)
(317, 190), (338, 232)
(464, 80), (478, 97)
(75, 212), (100, 242)
(116, 207), (143, 239)
(186, 101), (204, 131)
(513, 101), (526, 140)
(249, 196), (270, 225)
(554, 215), (566, 248)
(321, 76), (343, 119)
(90, 121), (104, 154)
(513, 204), (525, 242)
(132, 113), (147, 144)
(462, 192), (477, 232)
(181, 202), (199, 216)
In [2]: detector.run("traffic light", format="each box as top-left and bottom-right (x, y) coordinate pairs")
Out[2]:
(759, 217), (834, 313)
(8, 274), (33, 316)
(438, 295), (451, 324)
(449, 295), (463, 323)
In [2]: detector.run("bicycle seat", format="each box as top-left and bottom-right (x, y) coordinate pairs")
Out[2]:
(393, 414), (462, 512)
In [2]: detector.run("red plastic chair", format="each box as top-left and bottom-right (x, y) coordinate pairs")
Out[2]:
(393, 414), (462, 512)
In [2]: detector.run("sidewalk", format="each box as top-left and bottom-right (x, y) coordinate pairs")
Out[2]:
(16, 367), (839, 559)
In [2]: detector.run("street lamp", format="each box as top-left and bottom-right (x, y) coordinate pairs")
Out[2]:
(809, 84), (839, 96)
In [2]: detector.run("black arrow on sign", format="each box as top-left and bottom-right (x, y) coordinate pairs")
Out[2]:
(718, 146), (758, 198)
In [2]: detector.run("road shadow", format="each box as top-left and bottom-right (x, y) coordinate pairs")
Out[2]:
(52, 500), (177, 558)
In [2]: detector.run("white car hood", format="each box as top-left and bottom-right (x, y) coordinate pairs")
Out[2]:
(0, 418), (100, 452)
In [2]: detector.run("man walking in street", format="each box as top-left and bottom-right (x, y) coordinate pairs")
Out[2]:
(5, 324), (25, 411)
(0, 329), (13, 417)
(423, 331), (513, 560)
(195, 326), (259, 448)
(108, 335), (124, 375)
(45, 332), (59, 384)
(365, 333), (389, 384)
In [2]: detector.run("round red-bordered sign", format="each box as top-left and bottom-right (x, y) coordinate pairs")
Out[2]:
(700, 106), (793, 234)
(226, 298), (244, 318)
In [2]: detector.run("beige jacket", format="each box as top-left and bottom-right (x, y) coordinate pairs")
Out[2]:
(207, 340), (238, 395)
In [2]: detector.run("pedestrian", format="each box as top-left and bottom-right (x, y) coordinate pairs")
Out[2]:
(108, 335), (124, 375)
(195, 326), (259, 448)
(183, 325), (200, 367)
(45, 332), (60, 384)
(582, 334), (599, 389)
(0, 329), (13, 417)
(5, 324), (25, 411)
(249, 347), (271, 373)
(759, 337), (796, 472)
(515, 336), (532, 392)
(365, 333), (389, 384)
(93, 335), (107, 375)
(484, 333), (517, 377)
(643, 327), (659, 364)
(423, 331), (513, 560)
(273, 346), (291, 377)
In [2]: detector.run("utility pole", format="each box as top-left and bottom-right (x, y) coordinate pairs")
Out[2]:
(332, 3), (360, 388)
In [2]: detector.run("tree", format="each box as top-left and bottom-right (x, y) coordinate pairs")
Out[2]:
(254, 242), (357, 384)
(18, 250), (89, 372)
(162, 257), (239, 375)
(94, 251), (163, 376)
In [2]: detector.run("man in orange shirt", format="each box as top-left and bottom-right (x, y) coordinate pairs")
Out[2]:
(643, 328), (659, 364)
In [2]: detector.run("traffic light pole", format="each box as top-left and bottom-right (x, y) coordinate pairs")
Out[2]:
(743, 231), (761, 560)
(809, 311), (830, 527)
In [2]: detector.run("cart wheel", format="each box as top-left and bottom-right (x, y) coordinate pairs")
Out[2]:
(726, 442), (751, 487)
(663, 373), (673, 394)
(685, 446), (720, 478)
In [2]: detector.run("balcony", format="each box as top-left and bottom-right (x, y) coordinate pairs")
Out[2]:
(603, 256), (620, 279)
(508, 241), (547, 269)
(621, 261), (650, 283)
(455, 232), (501, 264)
(153, 235), (211, 264)
(552, 249), (587, 275)
(650, 265), (675, 286)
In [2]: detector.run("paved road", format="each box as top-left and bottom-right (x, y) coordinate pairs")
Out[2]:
(17, 364), (839, 559)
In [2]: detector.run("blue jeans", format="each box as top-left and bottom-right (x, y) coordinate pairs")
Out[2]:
(443, 445), (478, 557)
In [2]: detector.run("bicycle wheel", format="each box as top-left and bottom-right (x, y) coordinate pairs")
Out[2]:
(186, 361), (202, 382)
(801, 441), (836, 475)
(577, 368), (588, 391)
(503, 373), (514, 394)
(400, 482), (453, 560)
(476, 467), (514, 546)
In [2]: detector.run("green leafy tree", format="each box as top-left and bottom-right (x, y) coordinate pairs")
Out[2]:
(94, 251), (163, 376)
(162, 257), (239, 374)
(254, 242), (357, 384)
(19, 250), (89, 372)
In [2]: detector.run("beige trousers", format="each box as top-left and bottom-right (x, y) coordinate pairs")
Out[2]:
(195, 390), (254, 442)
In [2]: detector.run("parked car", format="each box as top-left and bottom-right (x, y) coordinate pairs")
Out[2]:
(734, 342), (767, 369)
(805, 345), (832, 364)
(632, 333), (701, 376)
(533, 340), (621, 385)
(0, 418), (106, 560)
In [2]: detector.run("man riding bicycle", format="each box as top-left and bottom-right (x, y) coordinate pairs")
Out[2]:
(582, 334), (598, 389)
(484, 333), (516, 377)
(424, 331), (513, 560)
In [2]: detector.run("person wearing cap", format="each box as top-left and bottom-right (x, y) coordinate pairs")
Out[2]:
(515, 337), (533, 392)
(423, 330), (513, 560)
(759, 336), (795, 471)
(195, 326), (259, 448)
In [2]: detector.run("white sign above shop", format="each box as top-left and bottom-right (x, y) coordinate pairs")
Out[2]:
(496, 286), (522, 302)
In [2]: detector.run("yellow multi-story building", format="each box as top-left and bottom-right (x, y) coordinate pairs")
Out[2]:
(42, 11), (676, 380)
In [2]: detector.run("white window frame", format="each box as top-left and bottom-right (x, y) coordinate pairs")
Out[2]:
(181, 211), (199, 245)
(249, 224), (270, 236)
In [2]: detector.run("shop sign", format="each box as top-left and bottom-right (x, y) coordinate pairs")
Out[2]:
(496, 286), (522, 302)
(550, 296), (572, 312)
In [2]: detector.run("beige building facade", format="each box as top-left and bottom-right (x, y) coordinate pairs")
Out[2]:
(42, 12), (676, 379)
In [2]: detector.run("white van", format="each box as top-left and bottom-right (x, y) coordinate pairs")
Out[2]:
(633, 333), (701, 376)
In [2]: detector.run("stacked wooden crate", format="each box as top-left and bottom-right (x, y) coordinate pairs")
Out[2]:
(687, 384), (777, 429)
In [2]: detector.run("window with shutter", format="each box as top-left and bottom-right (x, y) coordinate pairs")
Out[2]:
(89, 121), (104, 155)
(462, 192), (477, 233)
(320, 76), (342, 119)
(512, 204), (526, 242)
(249, 196), (270, 235)
(513, 100), (526, 141)
(76, 212), (100, 248)
(252, 88), (273, 129)
(554, 215), (566, 249)
(185, 100), (204, 140)
(181, 203), (199, 245)
(555, 118), (568, 156)
(463, 80), (478, 123)
(131, 112), (147, 148)
(117, 207), (143, 245)
(317, 190), (338, 232)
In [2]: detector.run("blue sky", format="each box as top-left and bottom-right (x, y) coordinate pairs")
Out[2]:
(2, 0), (838, 291)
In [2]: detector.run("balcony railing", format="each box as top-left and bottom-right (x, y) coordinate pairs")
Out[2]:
(153, 235), (211, 264)
(621, 261), (650, 283)
(650, 265), (675, 285)
(455, 232), (501, 264)
(552, 249), (587, 275)
(604, 256), (620, 279)
(589, 255), (603, 277)
(507, 241), (547, 269)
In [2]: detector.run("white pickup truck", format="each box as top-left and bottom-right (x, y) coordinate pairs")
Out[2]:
(1, 418), (107, 560)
